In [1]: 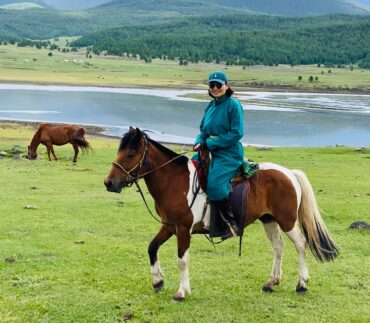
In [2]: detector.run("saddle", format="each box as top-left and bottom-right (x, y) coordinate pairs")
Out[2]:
(192, 157), (259, 239)
(209, 180), (249, 239)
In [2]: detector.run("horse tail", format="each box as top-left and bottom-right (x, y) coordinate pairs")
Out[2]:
(292, 169), (340, 262)
(72, 128), (92, 153)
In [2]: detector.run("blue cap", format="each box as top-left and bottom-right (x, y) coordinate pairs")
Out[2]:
(208, 71), (228, 84)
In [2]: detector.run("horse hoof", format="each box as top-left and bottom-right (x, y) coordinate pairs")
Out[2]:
(296, 285), (307, 294)
(153, 280), (164, 292)
(172, 294), (185, 302)
(262, 285), (274, 293)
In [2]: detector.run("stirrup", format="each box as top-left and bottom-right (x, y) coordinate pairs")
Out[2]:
(221, 223), (238, 241)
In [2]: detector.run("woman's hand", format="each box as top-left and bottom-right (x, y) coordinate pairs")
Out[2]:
(193, 143), (202, 151)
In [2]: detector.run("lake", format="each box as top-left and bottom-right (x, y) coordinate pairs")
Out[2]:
(0, 84), (369, 147)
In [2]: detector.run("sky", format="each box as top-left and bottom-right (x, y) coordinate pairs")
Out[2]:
(358, 0), (370, 5)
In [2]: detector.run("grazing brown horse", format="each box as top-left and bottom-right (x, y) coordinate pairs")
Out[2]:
(28, 124), (91, 163)
(104, 127), (339, 301)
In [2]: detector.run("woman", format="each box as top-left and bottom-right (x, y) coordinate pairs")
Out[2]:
(193, 71), (244, 240)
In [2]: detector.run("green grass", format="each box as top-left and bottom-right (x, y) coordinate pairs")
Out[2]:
(1, 44), (370, 92)
(0, 124), (369, 322)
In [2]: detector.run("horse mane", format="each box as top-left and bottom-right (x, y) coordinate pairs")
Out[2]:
(119, 129), (188, 166)
(29, 124), (44, 148)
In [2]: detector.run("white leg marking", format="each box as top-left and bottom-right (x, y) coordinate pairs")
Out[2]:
(174, 249), (191, 299)
(151, 260), (164, 287)
(263, 221), (284, 287)
(286, 224), (309, 286)
(186, 161), (210, 230)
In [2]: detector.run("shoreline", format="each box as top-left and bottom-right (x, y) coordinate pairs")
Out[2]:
(2, 120), (368, 149)
(1, 79), (370, 96)
(0, 120), (196, 147)
(0, 119), (111, 138)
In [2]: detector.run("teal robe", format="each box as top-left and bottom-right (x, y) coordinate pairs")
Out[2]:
(193, 95), (244, 200)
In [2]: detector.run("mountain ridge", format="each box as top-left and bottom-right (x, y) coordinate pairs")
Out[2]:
(98, 0), (370, 16)
(1, 0), (369, 15)
(0, 0), (50, 8)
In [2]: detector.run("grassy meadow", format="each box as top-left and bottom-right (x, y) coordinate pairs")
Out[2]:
(0, 123), (369, 322)
(1, 43), (370, 92)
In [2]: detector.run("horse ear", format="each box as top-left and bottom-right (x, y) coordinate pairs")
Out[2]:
(129, 126), (135, 132)
(135, 128), (142, 137)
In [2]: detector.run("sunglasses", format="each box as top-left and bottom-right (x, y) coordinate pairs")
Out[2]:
(209, 82), (223, 90)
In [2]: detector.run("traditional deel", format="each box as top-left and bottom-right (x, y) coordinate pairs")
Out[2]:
(193, 95), (244, 200)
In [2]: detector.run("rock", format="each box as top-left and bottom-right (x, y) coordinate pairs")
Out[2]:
(255, 146), (272, 151)
(0, 151), (7, 157)
(355, 147), (367, 153)
(123, 312), (134, 321)
(349, 221), (370, 229)
(74, 240), (85, 244)
(11, 146), (24, 154)
(5, 257), (16, 263)
(24, 205), (37, 209)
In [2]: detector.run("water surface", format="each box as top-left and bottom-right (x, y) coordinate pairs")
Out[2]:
(0, 84), (369, 146)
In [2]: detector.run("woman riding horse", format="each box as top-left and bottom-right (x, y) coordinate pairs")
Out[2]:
(104, 127), (339, 301)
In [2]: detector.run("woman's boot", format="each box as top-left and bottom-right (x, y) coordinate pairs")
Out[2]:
(213, 198), (238, 240)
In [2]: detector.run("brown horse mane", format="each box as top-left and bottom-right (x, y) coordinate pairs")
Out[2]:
(29, 124), (43, 149)
(119, 129), (188, 166)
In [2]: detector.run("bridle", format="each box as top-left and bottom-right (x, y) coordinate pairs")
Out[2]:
(112, 137), (187, 187)
(112, 137), (149, 187)
(111, 136), (189, 225)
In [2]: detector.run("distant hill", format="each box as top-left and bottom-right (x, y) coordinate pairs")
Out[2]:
(0, 0), (50, 9)
(5, 0), (369, 14)
(208, 0), (370, 16)
(42, 0), (109, 10)
(0, 2), (42, 9)
(100, 0), (370, 16)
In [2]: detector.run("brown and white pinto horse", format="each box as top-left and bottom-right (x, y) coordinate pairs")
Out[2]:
(28, 124), (91, 163)
(104, 127), (339, 301)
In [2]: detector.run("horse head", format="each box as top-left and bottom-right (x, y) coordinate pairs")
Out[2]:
(27, 145), (37, 160)
(104, 127), (148, 193)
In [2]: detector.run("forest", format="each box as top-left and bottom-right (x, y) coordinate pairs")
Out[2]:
(73, 15), (370, 66)
(1, 8), (369, 67)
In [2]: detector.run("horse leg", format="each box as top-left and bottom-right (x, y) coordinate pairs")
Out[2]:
(72, 143), (79, 163)
(148, 225), (173, 292)
(285, 223), (309, 294)
(46, 143), (58, 160)
(45, 146), (52, 161)
(173, 225), (191, 301)
(262, 221), (285, 292)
